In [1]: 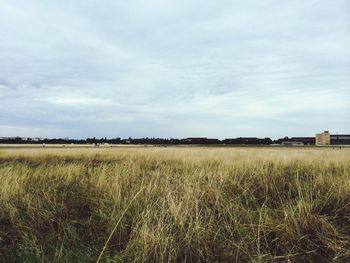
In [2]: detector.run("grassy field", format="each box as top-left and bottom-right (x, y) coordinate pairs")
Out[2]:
(0, 147), (349, 262)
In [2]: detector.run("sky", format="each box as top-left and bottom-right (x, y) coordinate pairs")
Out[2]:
(0, 0), (349, 139)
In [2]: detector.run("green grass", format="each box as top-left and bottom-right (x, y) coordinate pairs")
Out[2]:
(0, 147), (349, 262)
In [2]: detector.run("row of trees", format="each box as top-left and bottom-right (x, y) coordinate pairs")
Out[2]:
(0, 136), (316, 145)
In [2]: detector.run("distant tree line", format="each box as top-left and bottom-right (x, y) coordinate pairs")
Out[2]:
(0, 136), (318, 145)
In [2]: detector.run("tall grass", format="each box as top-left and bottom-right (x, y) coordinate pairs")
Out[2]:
(0, 147), (349, 262)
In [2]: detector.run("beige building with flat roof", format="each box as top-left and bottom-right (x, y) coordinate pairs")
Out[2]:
(316, 131), (330, 145)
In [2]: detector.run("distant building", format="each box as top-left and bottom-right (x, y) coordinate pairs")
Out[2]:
(290, 137), (315, 145)
(281, 141), (304, 146)
(330, 134), (350, 145)
(316, 131), (331, 145)
(274, 136), (314, 145)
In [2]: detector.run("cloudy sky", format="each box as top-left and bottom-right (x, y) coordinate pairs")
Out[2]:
(0, 0), (349, 139)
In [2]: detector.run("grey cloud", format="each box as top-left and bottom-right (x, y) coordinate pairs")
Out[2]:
(0, 0), (349, 138)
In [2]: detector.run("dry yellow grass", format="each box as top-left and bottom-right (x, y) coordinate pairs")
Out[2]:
(0, 147), (350, 262)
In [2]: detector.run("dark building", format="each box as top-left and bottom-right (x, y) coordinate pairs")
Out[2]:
(330, 135), (350, 145)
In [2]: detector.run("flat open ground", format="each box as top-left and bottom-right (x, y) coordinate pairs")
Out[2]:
(1, 147), (350, 262)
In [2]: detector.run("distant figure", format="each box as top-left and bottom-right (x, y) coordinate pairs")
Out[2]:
(42, 143), (46, 148)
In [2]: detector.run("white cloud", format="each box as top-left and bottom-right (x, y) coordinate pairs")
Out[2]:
(38, 96), (113, 107)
